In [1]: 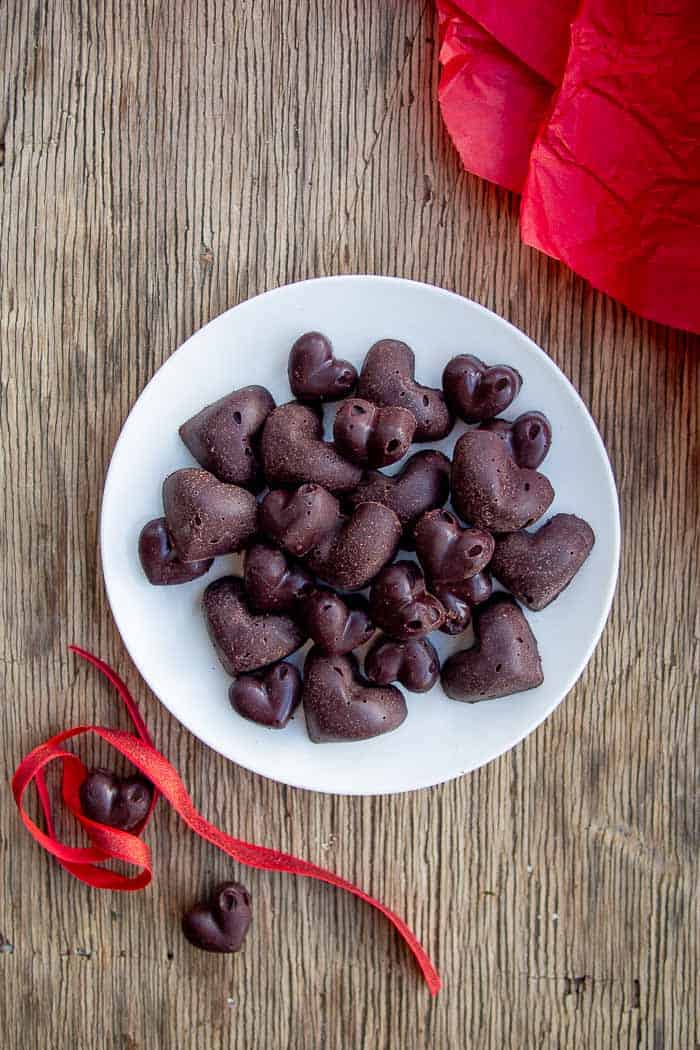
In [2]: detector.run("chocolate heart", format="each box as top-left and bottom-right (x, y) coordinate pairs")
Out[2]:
(344, 450), (451, 541)
(163, 468), (258, 561)
(358, 339), (453, 441)
(489, 513), (595, 610)
(303, 591), (375, 655)
(451, 430), (554, 532)
(79, 768), (153, 831)
(332, 398), (416, 467)
(260, 483), (340, 557)
(479, 411), (552, 469)
(432, 572), (493, 635)
(260, 402), (362, 492)
(414, 509), (495, 584)
(138, 517), (213, 585)
(305, 502), (402, 590)
(369, 561), (446, 640)
(365, 636), (440, 693)
(302, 648), (407, 742)
(203, 576), (306, 675)
(288, 331), (358, 402)
(442, 354), (522, 423)
(243, 542), (314, 613)
(229, 661), (302, 728)
(441, 594), (543, 702)
(179, 385), (275, 488)
(182, 882), (252, 953)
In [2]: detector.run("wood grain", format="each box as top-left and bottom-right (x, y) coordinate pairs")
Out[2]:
(1, 2), (698, 1048)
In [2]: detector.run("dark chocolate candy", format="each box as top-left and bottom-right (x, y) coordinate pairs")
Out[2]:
(479, 411), (552, 469)
(369, 561), (445, 640)
(162, 468), (258, 562)
(414, 509), (495, 584)
(302, 648), (407, 743)
(303, 591), (375, 655)
(345, 450), (451, 545)
(182, 882), (252, 953)
(332, 398), (416, 468)
(432, 572), (493, 635)
(442, 354), (521, 423)
(229, 661), (302, 728)
(357, 340), (453, 442)
(179, 385), (275, 488)
(260, 402), (362, 493)
(305, 501), (402, 591)
(138, 517), (213, 585)
(441, 594), (543, 702)
(260, 483), (340, 557)
(365, 636), (440, 693)
(243, 542), (314, 613)
(288, 331), (357, 402)
(79, 768), (153, 831)
(489, 513), (595, 610)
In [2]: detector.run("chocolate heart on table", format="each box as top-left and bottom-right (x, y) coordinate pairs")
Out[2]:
(163, 468), (258, 562)
(179, 385), (275, 488)
(365, 636), (440, 693)
(357, 339), (453, 442)
(260, 483), (340, 557)
(243, 542), (314, 613)
(344, 450), (451, 541)
(288, 331), (358, 402)
(229, 661), (302, 728)
(432, 572), (493, 635)
(414, 509), (495, 584)
(182, 882), (252, 953)
(479, 411), (552, 469)
(302, 648), (407, 742)
(203, 576), (306, 675)
(490, 513), (595, 610)
(369, 561), (446, 640)
(303, 591), (375, 655)
(442, 353), (522, 423)
(79, 768), (153, 831)
(441, 594), (543, 702)
(451, 430), (554, 532)
(138, 517), (213, 585)
(332, 398), (416, 468)
(260, 402), (362, 492)
(306, 501), (402, 590)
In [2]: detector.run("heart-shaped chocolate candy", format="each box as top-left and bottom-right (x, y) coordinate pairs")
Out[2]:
(344, 450), (451, 541)
(179, 385), (275, 488)
(182, 882), (252, 953)
(414, 509), (495, 584)
(303, 591), (375, 655)
(302, 648), (407, 742)
(442, 354), (521, 423)
(203, 576), (305, 675)
(490, 513), (595, 610)
(260, 402), (362, 493)
(451, 430), (554, 532)
(79, 768), (153, 831)
(479, 411), (552, 469)
(163, 468), (257, 562)
(365, 636), (440, 693)
(441, 594), (543, 702)
(333, 398), (416, 467)
(306, 502), (402, 590)
(369, 561), (445, 639)
(229, 661), (302, 728)
(288, 331), (358, 402)
(260, 483), (340, 557)
(243, 542), (314, 613)
(358, 340), (453, 441)
(432, 572), (493, 635)
(138, 517), (213, 585)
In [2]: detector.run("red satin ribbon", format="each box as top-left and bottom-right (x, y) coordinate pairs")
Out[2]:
(11, 646), (441, 995)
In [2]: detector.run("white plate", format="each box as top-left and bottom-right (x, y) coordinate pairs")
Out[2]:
(101, 276), (620, 795)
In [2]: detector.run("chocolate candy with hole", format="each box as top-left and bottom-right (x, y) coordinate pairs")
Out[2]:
(243, 542), (314, 613)
(260, 484), (340, 557)
(442, 354), (521, 423)
(414, 509), (495, 584)
(303, 591), (375, 655)
(182, 882), (252, 953)
(358, 339), (453, 441)
(479, 411), (552, 469)
(441, 594), (543, 702)
(490, 514), (595, 610)
(305, 501), (402, 591)
(203, 576), (305, 675)
(369, 561), (445, 640)
(163, 468), (258, 561)
(138, 517), (213, 585)
(229, 661), (302, 728)
(451, 430), (554, 533)
(432, 573), (493, 635)
(179, 385), (275, 488)
(333, 398), (416, 467)
(288, 331), (358, 402)
(260, 402), (362, 492)
(365, 636), (440, 692)
(79, 768), (153, 831)
(302, 648), (407, 742)
(345, 450), (451, 542)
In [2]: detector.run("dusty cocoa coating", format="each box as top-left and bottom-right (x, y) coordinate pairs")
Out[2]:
(138, 517), (213, 585)
(202, 576), (305, 676)
(442, 354), (522, 423)
(179, 385), (275, 488)
(229, 661), (302, 728)
(243, 542), (314, 613)
(260, 483), (340, 557)
(357, 339), (453, 441)
(432, 573), (493, 635)
(260, 402), (362, 492)
(345, 450), (451, 540)
(79, 768), (153, 831)
(332, 398), (416, 468)
(489, 514), (595, 611)
(441, 594), (543, 702)
(365, 636), (440, 693)
(182, 883), (252, 953)
(305, 501), (402, 591)
(369, 561), (446, 640)
(288, 331), (358, 402)
(302, 648), (407, 743)
(303, 591), (375, 655)
(451, 430), (554, 532)
(479, 411), (552, 469)
(163, 468), (258, 561)
(414, 509), (495, 584)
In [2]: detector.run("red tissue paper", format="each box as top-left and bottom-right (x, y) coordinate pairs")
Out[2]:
(437, 0), (700, 334)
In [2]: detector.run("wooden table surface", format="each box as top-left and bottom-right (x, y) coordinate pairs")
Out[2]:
(1, 3), (698, 1048)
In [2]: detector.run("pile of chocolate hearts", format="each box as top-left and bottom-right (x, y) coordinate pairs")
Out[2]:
(139, 333), (594, 743)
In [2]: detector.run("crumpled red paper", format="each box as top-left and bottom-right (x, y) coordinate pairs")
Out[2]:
(437, 0), (700, 334)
